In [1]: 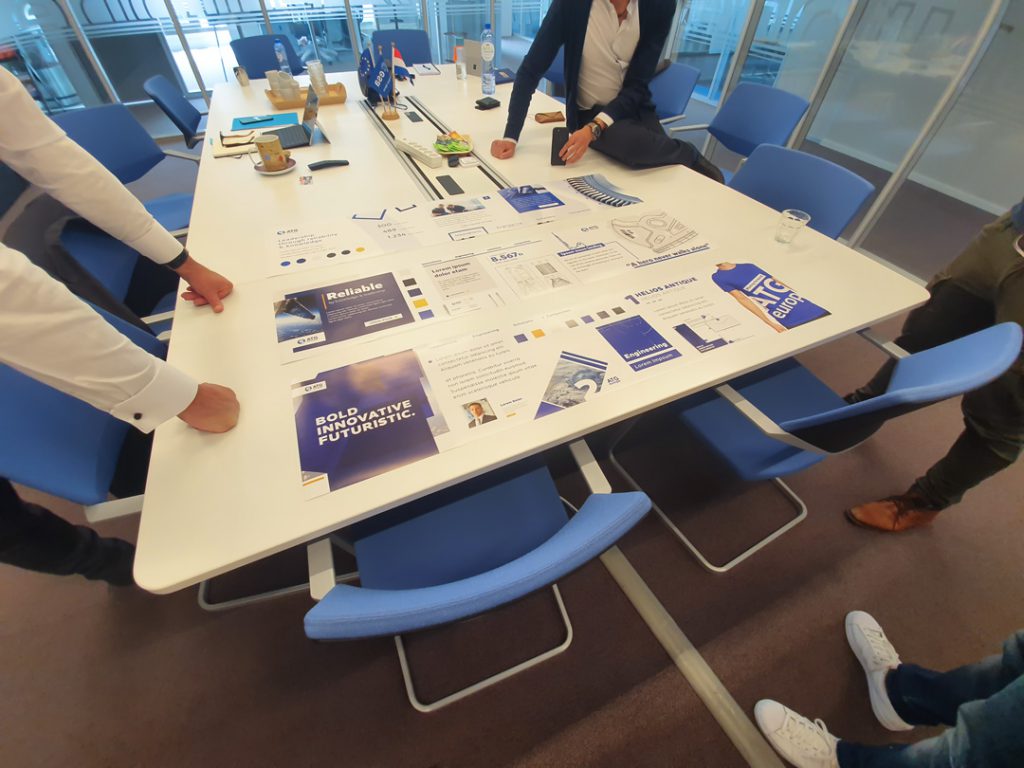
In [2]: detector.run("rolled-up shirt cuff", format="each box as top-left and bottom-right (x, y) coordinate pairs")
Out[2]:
(122, 225), (185, 266)
(596, 112), (614, 128)
(109, 361), (199, 433)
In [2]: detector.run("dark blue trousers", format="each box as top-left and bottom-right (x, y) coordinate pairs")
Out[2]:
(838, 631), (1024, 767)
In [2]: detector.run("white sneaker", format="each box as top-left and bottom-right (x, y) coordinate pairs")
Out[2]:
(845, 611), (913, 731)
(755, 699), (839, 768)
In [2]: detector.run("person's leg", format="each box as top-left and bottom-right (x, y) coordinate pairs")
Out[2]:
(908, 270), (1024, 509)
(837, 668), (1024, 768)
(846, 280), (993, 403)
(590, 109), (724, 181)
(886, 630), (1024, 726)
(0, 478), (135, 585)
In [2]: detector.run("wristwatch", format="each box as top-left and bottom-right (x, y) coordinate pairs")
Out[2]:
(587, 121), (603, 140)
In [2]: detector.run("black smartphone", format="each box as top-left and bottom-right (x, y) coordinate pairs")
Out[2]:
(551, 127), (569, 166)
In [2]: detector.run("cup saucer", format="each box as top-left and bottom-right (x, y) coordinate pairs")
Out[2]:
(254, 158), (297, 176)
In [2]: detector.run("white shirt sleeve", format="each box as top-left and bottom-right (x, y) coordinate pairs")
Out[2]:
(0, 246), (198, 432)
(0, 68), (183, 265)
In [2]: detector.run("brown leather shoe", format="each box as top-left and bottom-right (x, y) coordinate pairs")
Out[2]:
(846, 493), (940, 532)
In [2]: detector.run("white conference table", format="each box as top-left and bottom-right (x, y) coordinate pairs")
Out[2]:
(135, 66), (928, 594)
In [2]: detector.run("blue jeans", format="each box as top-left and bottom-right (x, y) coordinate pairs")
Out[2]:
(837, 631), (1024, 767)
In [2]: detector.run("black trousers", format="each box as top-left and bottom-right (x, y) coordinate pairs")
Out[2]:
(0, 430), (150, 578)
(579, 107), (721, 178)
(851, 215), (1024, 508)
(0, 479), (116, 578)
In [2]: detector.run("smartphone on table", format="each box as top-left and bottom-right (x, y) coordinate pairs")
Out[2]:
(550, 127), (569, 166)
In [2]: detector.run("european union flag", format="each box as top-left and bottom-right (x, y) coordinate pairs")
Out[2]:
(357, 45), (373, 96)
(369, 61), (393, 101)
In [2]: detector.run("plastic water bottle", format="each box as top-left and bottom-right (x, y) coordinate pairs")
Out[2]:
(480, 23), (496, 95)
(274, 38), (289, 73)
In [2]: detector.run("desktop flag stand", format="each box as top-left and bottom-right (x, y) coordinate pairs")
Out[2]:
(360, 44), (414, 121)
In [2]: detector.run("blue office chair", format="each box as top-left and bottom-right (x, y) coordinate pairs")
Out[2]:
(543, 46), (565, 87)
(371, 29), (432, 64)
(649, 62), (700, 124)
(0, 305), (166, 521)
(59, 219), (177, 335)
(54, 104), (195, 235)
(611, 323), (1022, 572)
(305, 461), (650, 712)
(229, 35), (304, 77)
(729, 144), (875, 239)
(671, 83), (809, 180)
(143, 75), (205, 149)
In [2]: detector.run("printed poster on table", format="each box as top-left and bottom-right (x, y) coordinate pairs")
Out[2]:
(292, 350), (449, 498)
(709, 262), (829, 333)
(274, 270), (441, 362)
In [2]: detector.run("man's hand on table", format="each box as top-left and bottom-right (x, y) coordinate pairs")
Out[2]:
(175, 256), (234, 313)
(560, 126), (595, 165)
(490, 139), (517, 159)
(178, 383), (240, 433)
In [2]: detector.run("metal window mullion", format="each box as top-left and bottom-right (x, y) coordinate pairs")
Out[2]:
(343, 0), (360, 67)
(847, 0), (1009, 249)
(788, 0), (867, 149)
(422, 0), (429, 35)
(664, 0), (685, 61)
(162, 0), (211, 106)
(53, 0), (119, 103)
(703, 0), (764, 157)
(259, 0), (273, 33)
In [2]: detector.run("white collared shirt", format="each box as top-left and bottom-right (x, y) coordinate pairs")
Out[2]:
(0, 68), (197, 432)
(577, 0), (640, 127)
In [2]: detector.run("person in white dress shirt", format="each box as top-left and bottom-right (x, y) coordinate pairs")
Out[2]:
(490, 0), (722, 181)
(0, 68), (239, 586)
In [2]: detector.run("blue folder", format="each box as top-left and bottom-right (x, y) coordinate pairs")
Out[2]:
(230, 113), (299, 131)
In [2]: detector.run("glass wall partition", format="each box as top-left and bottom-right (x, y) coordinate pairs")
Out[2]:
(0, 0), (109, 112)
(351, 0), (423, 60)
(795, 0), (997, 241)
(428, 0), (489, 63)
(494, 0), (549, 69)
(856, 0), (1019, 279)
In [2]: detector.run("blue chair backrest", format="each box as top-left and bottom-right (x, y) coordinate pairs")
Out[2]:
(649, 62), (700, 120)
(544, 46), (565, 86)
(371, 30), (432, 65)
(54, 104), (164, 185)
(709, 83), (809, 157)
(351, 463), (568, 589)
(143, 75), (202, 148)
(729, 144), (875, 239)
(229, 35), (304, 78)
(781, 323), (1023, 452)
(0, 304), (165, 504)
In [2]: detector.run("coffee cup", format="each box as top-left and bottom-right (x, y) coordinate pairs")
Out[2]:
(233, 66), (249, 86)
(254, 134), (291, 171)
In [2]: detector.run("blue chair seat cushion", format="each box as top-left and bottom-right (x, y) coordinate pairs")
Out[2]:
(351, 465), (571, 590)
(676, 358), (846, 480)
(304, 491), (649, 639)
(60, 221), (139, 301)
(144, 193), (193, 232)
(0, 365), (129, 505)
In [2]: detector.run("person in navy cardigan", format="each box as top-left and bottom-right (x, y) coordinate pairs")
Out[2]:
(490, 0), (722, 181)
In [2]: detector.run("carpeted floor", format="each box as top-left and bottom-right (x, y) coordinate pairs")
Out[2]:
(3, 314), (1022, 767)
(2, 108), (1020, 767)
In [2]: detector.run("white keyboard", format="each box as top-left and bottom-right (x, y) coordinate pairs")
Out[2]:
(395, 136), (443, 169)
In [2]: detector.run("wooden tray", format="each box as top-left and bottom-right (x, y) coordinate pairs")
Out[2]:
(265, 83), (347, 109)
